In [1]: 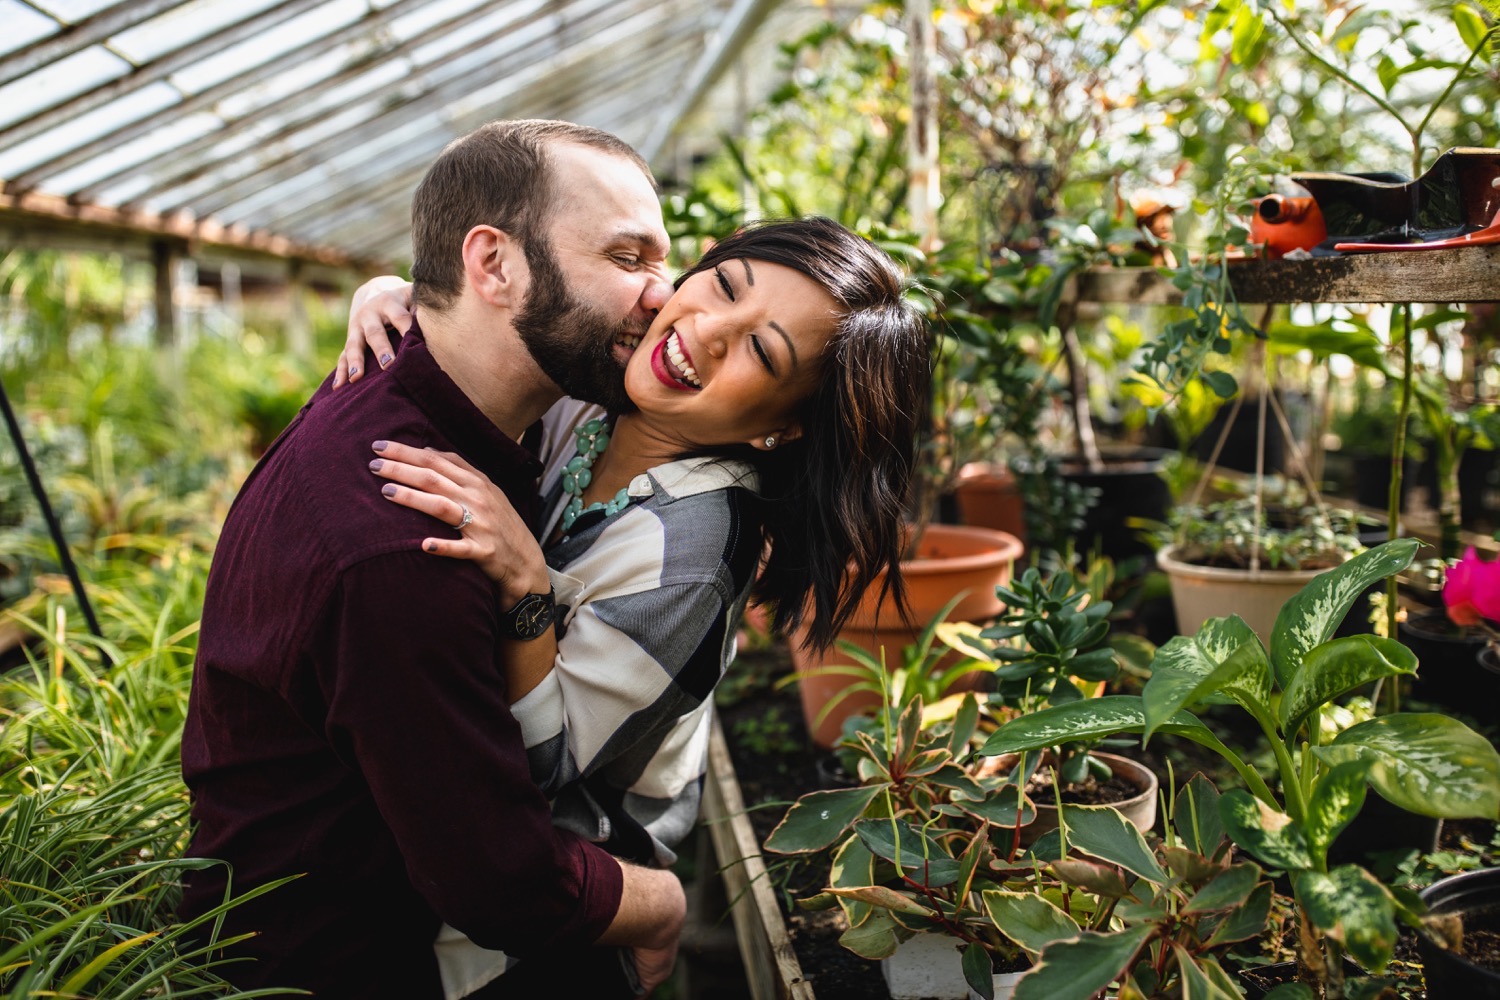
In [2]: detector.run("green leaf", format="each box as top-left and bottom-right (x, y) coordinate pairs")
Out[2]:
(1014, 925), (1156, 1000)
(981, 890), (1081, 956)
(980, 696), (1231, 759)
(1205, 882), (1274, 948)
(1270, 539), (1418, 690)
(854, 819), (961, 887)
(1314, 714), (1500, 820)
(1144, 627), (1270, 742)
(960, 782), (1037, 828)
(1456, 3), (1490, 51)
(1049, 858), (1134, 898)
(1172, 945), (1242, 1000)
(964, 941), (996, 999)
(1061, 804), (1169, 883)
(831, 834), (877, 928)
(838, 907), (905, 959)
(1229, 3), (1266, 66)
(1219, 789), (1314, 871)
(1305, 760), (1373, 859)
(1184, 863), (1261, 914)
(765, 785), (885, 853)
(1293, 866), (1398, 972)
(824, 885), (937, 917)
(1376, 53), (1400, 94)
(1277, 635), (1417, 738)
(1174, 772), (1226, 857)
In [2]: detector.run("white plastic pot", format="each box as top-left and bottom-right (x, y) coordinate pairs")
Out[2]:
(1157, 544), (1332, 642)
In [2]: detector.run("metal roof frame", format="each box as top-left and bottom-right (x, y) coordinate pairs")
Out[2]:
(0, 0), (837, 271)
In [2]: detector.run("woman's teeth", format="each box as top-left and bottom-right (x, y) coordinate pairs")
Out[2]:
(666, 331), (702, 388)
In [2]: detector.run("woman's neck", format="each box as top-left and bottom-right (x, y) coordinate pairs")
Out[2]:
(578, 412), (675, 504)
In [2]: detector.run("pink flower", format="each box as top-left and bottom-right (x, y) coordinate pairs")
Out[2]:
(1444, 547), (1500, 627)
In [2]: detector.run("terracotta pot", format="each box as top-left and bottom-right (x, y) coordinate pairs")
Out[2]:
(981, 751), (1159, 845)
(792, 524), (1024, 749)
(1157, 544), (1335, 643)
(954, 463), (1027, 544)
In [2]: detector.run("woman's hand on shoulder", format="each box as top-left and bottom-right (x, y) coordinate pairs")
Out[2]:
(334, 276), (415, 389)
(368, 440), (551, 604)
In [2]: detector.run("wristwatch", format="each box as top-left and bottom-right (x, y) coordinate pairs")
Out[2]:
(499, 587), (556, 641)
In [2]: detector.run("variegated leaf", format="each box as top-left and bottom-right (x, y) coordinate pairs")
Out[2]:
(1314, 713), (1500, 820)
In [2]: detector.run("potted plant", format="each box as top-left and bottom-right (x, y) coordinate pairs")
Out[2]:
(1417, 865), (1500, 998)
(978, 539), (1500, 998)
(1154, 494), (1361, 641)
(1406, 545), (1500, 718)
(947, 565), (1159, 844)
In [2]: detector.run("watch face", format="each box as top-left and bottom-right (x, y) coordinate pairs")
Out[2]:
(511, 592), (555, 640)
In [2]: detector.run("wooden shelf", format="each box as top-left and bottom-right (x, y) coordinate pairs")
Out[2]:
(1070, 244), (1500, 305)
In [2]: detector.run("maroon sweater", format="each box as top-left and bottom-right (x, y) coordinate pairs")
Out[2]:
(180, 326), (622, 997)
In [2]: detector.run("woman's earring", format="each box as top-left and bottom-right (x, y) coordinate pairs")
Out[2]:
(764, 436), (777, 449)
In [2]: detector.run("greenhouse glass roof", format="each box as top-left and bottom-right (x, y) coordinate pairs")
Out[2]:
(0, 0), (839, 268)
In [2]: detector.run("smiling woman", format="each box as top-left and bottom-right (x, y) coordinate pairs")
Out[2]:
(340, 215), (931, 997)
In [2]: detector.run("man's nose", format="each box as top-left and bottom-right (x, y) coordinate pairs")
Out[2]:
(640, 272), (672, 314)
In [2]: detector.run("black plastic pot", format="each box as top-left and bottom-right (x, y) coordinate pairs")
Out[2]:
(1059, 447), (1171, 563)
(1400, 610), (1496, 715)
(1325, 793), (1442, 872)
(1350, 452), (1419, 512)
(1418, 867), (1500, 999)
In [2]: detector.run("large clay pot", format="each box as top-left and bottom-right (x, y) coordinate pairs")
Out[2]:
(1157, 544), (1333, 643)
(792, 524), (1024, 749)
(1418, 867), (1500, 999)
(954, 463), (1028, 545)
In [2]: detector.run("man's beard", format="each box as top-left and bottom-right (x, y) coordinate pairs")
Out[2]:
(514, 238), (641, 414)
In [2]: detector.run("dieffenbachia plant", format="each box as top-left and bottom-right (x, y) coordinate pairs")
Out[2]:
(978, 538), (1500, 998)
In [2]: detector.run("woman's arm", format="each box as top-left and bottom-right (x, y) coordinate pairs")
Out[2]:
(368, 440), (557, 699)
(334, 276), (415, 389)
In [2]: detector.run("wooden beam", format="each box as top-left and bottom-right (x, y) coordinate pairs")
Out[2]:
(0, 187), (385, 270)
(1069, 246), (1500, 305)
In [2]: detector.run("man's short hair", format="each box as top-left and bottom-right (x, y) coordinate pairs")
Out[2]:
(409, 120), (653, 311)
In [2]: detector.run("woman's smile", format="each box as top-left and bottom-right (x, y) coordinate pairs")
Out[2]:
(649, 328), (703, 392)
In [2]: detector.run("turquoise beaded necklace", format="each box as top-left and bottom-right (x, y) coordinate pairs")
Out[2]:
(559, 417), (631, 533)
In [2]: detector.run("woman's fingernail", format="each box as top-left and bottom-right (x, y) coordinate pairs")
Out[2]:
(425, 540), (438, 552)
(372, 440), (388, 452)
(382, 484), (397, 497)
(349, 366), (359, 377)
(369, 459), (384, 472)
(380, 354), (393, 367)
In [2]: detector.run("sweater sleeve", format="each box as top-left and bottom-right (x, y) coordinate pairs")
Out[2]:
(313, 548), (623, 957)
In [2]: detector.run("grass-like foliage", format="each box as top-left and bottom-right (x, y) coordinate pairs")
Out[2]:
(0, 543), (294, 997)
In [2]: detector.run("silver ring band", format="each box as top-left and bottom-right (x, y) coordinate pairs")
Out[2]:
(457, 503), (473, 530)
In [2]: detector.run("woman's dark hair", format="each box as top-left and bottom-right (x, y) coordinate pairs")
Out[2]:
(679, 217), (931, 653)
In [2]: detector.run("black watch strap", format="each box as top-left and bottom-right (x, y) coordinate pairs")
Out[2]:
(499, 587), (556, 641)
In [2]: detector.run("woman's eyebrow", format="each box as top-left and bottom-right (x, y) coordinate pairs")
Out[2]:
(740, 258), (754, 285)
(769, 321), (798, 370)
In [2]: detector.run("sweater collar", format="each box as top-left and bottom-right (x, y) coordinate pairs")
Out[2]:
(388, 319), (543, 485)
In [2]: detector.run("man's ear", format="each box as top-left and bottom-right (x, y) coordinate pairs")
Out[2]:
(461, 225), (525, 308)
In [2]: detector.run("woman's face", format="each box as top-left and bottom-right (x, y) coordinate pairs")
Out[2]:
(623, 256), (839, 450)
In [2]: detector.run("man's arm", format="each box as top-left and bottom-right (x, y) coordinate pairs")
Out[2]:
(317, 549), (632, 956)
(601, 861), (686, 996)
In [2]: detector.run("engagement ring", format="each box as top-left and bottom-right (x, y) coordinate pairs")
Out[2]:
(457, 504), (473, 530)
